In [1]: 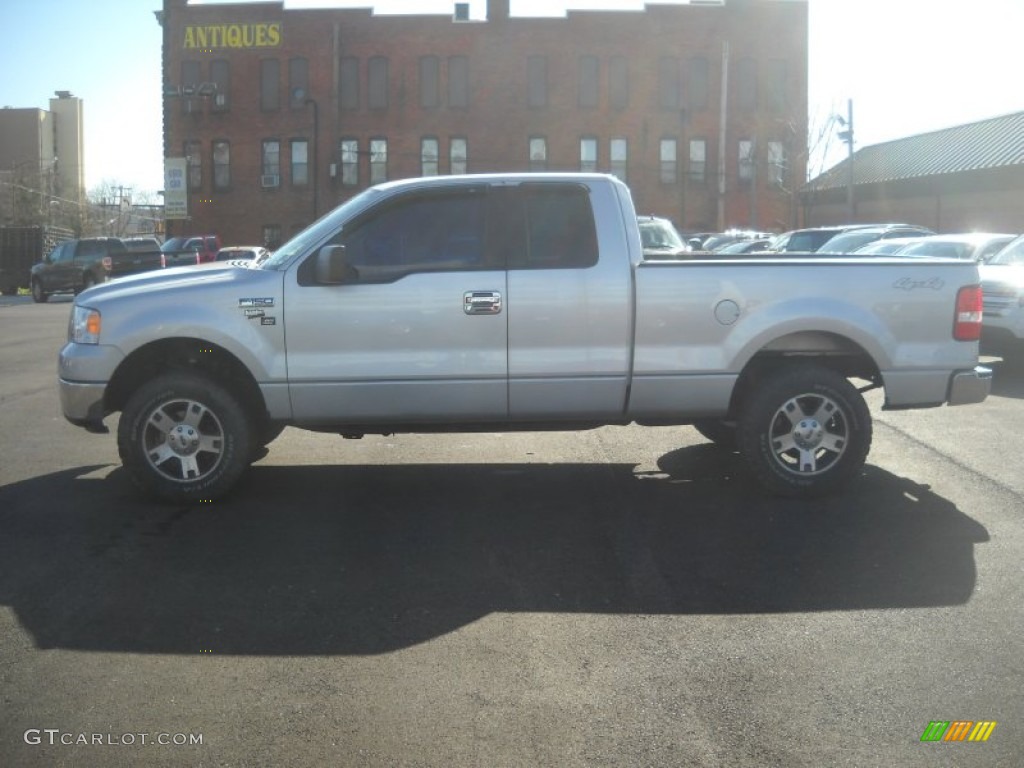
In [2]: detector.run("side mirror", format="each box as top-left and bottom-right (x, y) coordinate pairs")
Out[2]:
(315, 244), (358, 284)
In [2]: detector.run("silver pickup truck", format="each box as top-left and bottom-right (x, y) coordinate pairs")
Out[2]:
(58, 174), (991, 503)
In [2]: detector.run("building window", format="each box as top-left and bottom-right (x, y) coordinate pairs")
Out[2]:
(419, 56), (440, 108)
(580, 137), (597, 172)
(529, 136), (547, 171)
(184, 141), (202, 190)
(421, 137), (439, 176)
(340, 139), (359, 186)
(738, 140), (754, 182)
(210, 60), (230, 110)
(689, 139), (707, 183)
(213, 140), (230, 190)
(578, 55), (599, 108)
(735, 57), (757, 111)
(291, 140), (308, 186)
(660, 138), (677, 185)
(261, 59), (280, 111)
(448, 56), (469, 108)
(261, 140), (280, 187)
(368, 56), (389, 109)
(687, 56), (708, 112)
(609, 56), (628, 110)
(766, 59), (787, 112)
(289, 57), (309, 109)
(610, 138), (628, 181)
(768, 141), (786, 186)
(658, 57), (680, 110)
(370, 138), (388, 184)
(450, 137), (468, 174)
(340, 57), (359, 110)
(181, 60), (201, 114)
(527, 55), (547, 109)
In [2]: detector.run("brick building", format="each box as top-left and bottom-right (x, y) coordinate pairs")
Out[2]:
(159, 0), (808, 247)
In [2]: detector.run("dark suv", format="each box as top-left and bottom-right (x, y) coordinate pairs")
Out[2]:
(30, 238), (119, 303)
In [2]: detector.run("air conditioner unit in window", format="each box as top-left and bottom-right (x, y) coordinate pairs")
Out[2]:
(261, 174), (280, 188)
(214, 93), (226, 107)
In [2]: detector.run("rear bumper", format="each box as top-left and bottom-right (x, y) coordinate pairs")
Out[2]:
(948, 365), (992, 406)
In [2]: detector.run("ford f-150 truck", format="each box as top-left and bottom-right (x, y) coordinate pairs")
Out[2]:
(58, 174), (991, 503)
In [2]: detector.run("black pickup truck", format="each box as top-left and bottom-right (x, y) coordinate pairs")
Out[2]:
(29, 237), (163, 303)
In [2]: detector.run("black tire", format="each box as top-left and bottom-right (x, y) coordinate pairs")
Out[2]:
(736, 364), (872, 497)
(117, 372), (254, 503)
(692, 419), (738, 451)
(77, 273), (96, 294)
(31, 279), (49, 304)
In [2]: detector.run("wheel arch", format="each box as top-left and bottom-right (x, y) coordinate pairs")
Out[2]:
(106, 337), (269, 425)
(728, 331), (882, 417)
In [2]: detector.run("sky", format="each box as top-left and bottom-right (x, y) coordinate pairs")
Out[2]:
(2, 0), (1021, 198)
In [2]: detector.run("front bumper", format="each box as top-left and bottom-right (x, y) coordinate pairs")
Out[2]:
(948, 365), (992, 406)
(58, 342), (124, 429)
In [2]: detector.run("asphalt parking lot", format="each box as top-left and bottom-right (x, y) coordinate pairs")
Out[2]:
(1, 299), (1022, 767)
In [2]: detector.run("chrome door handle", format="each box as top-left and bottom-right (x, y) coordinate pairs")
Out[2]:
(464, 291), (502, 315)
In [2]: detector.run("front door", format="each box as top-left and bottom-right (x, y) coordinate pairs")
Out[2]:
(284, 184), (509, 425)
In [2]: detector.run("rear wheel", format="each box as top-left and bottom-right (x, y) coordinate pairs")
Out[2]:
(31, 279), (49, 303)
(737, 364), (872, 497)
(117, 372), (254, 503)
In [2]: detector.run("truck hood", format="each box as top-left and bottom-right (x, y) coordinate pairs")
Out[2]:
(76, 261), (276, 305)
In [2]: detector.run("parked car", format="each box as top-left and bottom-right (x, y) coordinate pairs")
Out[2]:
(122, 236), (163, 253)
(851, 238), (925, 256)
(160, 234), (222, 267)
(702, 230), (772, 252)
(30, 237), (163, 303)
(979, 234), (1024, 360)
(765, 225), (864, 253)
(815, 224), (935, 254)
(712, 238), (775, 255)
(214, 246), (272, 263)
(637, 216), (690, 259)
(896, 233), (1017, 263)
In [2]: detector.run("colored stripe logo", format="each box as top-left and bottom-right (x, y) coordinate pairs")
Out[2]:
(921, 721), (997, 742)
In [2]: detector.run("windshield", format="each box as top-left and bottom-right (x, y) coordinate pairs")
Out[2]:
(160, 237), (187, 252)
(989, 235), (1024, 265)
(900, 241), (972, 260)
(260, 187), (384, 270)
(639, 220), (684, 249)
(818, 232), (878, 254)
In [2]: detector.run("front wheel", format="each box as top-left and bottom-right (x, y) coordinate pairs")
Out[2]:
(31, 279), (49, 303)
(117, 372), (254, 503)
(736, 365), (872, 497)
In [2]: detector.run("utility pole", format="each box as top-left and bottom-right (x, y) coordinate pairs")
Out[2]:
(835, 98), (855, 221)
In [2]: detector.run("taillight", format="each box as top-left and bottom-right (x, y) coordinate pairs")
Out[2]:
(102, 256), (112, 270)
(160, 253), (166, 269)
(953, 285), (983, 341)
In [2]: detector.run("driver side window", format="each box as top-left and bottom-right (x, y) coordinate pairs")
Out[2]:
(340, 188), (488, 282)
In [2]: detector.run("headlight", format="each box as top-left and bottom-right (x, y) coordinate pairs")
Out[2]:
(69, 305), (101, 344)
